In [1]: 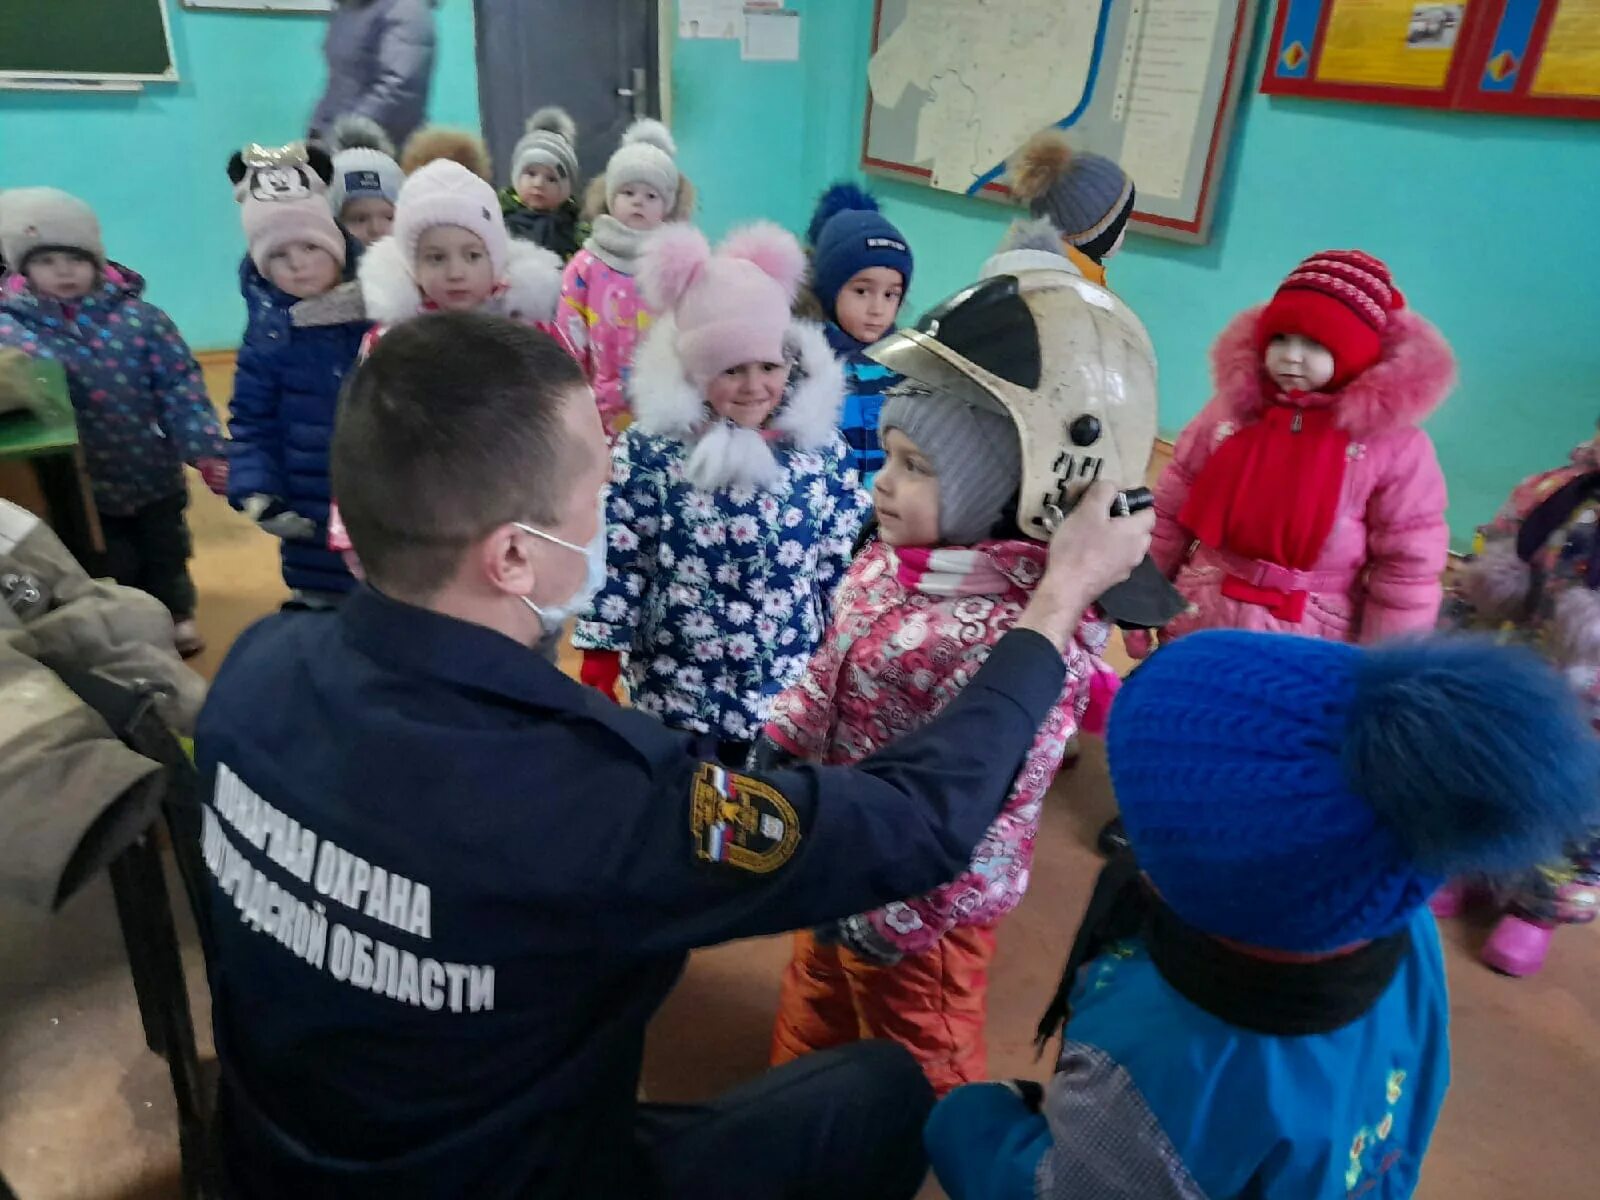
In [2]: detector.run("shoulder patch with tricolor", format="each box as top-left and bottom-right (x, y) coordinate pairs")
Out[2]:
(689, 764), (800, 874)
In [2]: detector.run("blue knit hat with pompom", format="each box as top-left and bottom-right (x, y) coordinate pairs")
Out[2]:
(807, 182), (913, 326)
(1107, 630), (1600, 953)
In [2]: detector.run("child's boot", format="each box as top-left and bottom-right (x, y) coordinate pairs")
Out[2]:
(1481, 913), (1554, 977)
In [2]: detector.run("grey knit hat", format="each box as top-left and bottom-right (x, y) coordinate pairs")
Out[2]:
(881, 382), (1022, 545)
(605, 118), (679, 210)
(0, 188), (104, 270)
(512, 107), (580, 189)
(1007, 130), (1135, 264)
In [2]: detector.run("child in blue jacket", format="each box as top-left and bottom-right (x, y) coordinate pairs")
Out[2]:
(0, 188), (226, 657)
(225, 143), (370, 606)
(927, 630), (1600, 1200)
(803, 184), (912, 491)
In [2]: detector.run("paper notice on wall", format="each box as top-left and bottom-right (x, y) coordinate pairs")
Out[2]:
(1117, 0), (1222, 202)
(742, 7), (800, 61)
(679, 0), (745, 39)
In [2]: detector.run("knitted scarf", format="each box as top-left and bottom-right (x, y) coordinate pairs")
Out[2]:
(1179, 401), (1350, 621)
(894, 541), (1121, 730)
(892, 543), (1038, 598)
(585, 214), (645, 274)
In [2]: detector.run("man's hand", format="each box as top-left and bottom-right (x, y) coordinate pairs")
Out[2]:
(1017, 480), (1155, 652)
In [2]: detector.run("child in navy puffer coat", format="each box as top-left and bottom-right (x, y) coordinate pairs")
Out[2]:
(225, 143), (371, 605)
(0, 188), (226, 657)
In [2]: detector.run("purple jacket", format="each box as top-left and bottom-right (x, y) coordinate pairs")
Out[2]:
(311, 0), (435, 151)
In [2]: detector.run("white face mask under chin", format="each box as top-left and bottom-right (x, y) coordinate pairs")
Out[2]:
(515, 497), (608, 630)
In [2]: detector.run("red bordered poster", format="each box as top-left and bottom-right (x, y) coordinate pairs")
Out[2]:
(1262, 0), (1600, 117)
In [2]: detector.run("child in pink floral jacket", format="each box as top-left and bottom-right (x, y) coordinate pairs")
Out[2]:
(559, 119), (690, 440)
(763, 379), (1117, 1096)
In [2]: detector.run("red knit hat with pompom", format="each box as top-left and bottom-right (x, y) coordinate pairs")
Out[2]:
(1258, 250), (1405, 388)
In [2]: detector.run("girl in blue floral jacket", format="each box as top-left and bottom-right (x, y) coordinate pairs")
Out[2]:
(573, 223), (868, 756)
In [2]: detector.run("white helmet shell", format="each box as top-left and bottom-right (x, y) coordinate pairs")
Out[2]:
(868, 262), (1158, 539)
(870, 257), (1182, 629)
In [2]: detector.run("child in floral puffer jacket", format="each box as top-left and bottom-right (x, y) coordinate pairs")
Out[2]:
(762, 268), (1130, 1093)
(0, 188), (226, 657)
(572, 223), (867, 756)
(1432, 428), (1600, 976)
(559, 119), (691, 440)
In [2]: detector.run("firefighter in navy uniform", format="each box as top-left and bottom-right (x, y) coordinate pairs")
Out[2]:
(194, 312), (1154, 1200)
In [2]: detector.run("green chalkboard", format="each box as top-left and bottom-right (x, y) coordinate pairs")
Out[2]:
(0, 0), (177, 80)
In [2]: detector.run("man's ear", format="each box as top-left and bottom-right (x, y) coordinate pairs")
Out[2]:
(479, 523), (538, 598)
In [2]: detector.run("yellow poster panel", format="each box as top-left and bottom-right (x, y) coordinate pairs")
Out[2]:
(1533, 0), (1600, 97)
(1318, 0), (1468, 89)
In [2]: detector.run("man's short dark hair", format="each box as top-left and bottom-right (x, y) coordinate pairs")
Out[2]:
(332, 313), (588, 599)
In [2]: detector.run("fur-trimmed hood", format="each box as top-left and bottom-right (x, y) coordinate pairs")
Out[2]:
(628, 317), (846, 491)
(1207, 303), (1456, 440)
(357, 234), (563, 325)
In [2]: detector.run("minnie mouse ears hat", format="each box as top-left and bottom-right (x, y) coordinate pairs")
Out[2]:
(228, 142), (347, 275)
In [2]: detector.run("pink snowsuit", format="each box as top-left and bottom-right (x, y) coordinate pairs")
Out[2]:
(1143, 305), (1455, 649)
(559, 244), (650, 440)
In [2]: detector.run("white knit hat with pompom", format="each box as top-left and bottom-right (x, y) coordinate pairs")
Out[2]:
(604, 119), (679, 210)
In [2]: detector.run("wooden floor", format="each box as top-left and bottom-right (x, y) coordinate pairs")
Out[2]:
(0, 355), (1594, 1199)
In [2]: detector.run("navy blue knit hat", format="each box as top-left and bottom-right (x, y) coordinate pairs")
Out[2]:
(1108, 631), (1600, 953)
(807, 183), (913, 325)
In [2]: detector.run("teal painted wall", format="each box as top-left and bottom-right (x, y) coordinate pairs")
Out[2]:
(0, 0), (479, 350)
(671, 1), (1600, 541)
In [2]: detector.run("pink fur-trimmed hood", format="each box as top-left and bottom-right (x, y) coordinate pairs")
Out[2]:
(1207, 303), (1457, 440)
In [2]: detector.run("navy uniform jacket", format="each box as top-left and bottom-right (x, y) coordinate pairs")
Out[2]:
(195, 586), (1068, 1199)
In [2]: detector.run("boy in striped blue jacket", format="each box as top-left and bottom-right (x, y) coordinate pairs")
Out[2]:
(804, 185), (913, 491)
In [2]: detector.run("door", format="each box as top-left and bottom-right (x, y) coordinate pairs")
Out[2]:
(474, 0), (660, 191)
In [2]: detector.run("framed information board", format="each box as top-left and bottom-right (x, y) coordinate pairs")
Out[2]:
(862, 0), (1260, 244)
(1262, 0), (1600, 118)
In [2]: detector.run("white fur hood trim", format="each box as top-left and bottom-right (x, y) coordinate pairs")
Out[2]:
(357, 236), (565, 326)
(628, 317), (846, 491)
(980, 247), (1087, 282)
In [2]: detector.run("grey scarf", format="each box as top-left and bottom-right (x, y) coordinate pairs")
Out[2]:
(586, 215), (646, 274)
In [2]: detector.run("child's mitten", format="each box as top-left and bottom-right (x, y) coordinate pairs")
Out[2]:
(580, 649), (623, 701)
(241, 494), (317, 541)
(196, 456), (230, 496)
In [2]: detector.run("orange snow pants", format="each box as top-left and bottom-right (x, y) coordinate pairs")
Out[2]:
(768, 924), (999, 1097)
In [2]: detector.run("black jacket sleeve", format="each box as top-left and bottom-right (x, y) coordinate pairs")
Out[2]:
(583, 629), (1067, 955)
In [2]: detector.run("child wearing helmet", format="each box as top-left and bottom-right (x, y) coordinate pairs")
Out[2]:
(926, 630), (1600, 1200)
(1433, 424), (1600, 976)
(571, 222), (869, 756)
(763, 256), (1170, 1095)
